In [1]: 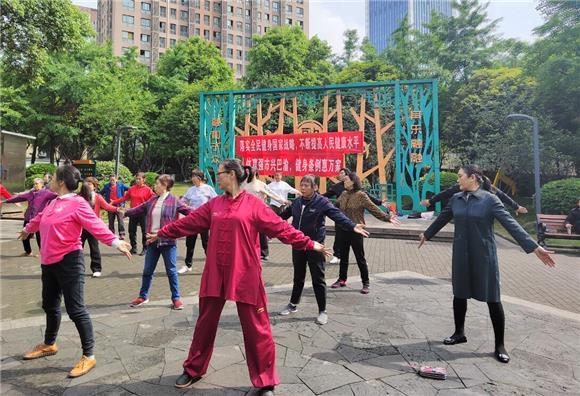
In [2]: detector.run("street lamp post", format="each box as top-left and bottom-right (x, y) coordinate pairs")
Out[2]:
(505, 114), (541, 214)
(115, 126), (135, 178)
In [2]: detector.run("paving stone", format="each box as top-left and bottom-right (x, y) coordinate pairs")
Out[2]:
(298, 358), (362, 394)
(203, 363), (253, 389)
(284, 347), (310, 368)
(273, 383), (315, 396)
(349, 379), (405, 395)
(344, 354), (412, 380)
(379, 373), (438, 395)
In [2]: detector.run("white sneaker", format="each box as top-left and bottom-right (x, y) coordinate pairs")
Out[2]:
(92, 272), (101, 278)
(279, 303), (298, 316)
(329, 256), (340, 264)
(315, 311), (328, 325)
(177, 266), (192, 274)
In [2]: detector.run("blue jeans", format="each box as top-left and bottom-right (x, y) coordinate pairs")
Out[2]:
(140, 244), (180, 301)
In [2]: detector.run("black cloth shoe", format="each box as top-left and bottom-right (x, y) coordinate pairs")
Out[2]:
(443, 334), (467, 345)
(259, 386), (275, 396)
(139, 249), (146, 256)
(174, 372), (201, 389)
(495, 347), (510, 363)
(130, 249), (137, 254)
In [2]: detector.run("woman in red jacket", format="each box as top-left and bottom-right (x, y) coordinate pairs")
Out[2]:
(147, 159), (330, 396)
(79, 177), (123, 277)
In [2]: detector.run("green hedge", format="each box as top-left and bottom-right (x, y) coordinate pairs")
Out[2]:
(95, 161), (133, 185)
(144, 172), (158, 188)
(541, 178), (580, 214)
(421, 171), (457, 192)
(26, 163), (56, 178)
(25, 174), (44, 189)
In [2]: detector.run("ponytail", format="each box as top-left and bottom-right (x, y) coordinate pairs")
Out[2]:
(243, 166), (255, 183)
(78, 182), (92, 202)
(55, 165), (82, 192)
(460, 164), (495, 192)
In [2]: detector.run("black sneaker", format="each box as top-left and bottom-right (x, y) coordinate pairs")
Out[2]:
(130, 249), (137, 255)
(174, 372), (202, 389)
(139, 249), (146, 256)
(261, 256), (269, 261)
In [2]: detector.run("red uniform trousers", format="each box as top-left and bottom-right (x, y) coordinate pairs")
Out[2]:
(183, 295), (280, 388)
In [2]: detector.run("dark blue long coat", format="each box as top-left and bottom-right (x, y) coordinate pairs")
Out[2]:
(424, 188), (538, 302)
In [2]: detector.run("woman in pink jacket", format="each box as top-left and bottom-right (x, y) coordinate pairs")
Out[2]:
(19, 165), (132, 378)
(147, 159), (330, 396)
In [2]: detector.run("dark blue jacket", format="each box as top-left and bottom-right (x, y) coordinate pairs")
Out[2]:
(99, 181), (129, 206)
(280, 192), (356, 243)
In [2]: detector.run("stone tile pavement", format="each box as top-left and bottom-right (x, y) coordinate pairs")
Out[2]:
(1, 271), (579, 395)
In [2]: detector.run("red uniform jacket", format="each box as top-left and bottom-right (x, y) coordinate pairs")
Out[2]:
(158, 191), (314, 306)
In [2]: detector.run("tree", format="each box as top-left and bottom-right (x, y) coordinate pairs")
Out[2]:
(244, 27), (335, 88)
(340, 29), (360, 66)
(382, 18), (425, 78)
(0, 0), (93, 85)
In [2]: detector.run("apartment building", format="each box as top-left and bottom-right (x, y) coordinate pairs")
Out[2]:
(97, 0), (309, 78)
(76, 5), (98, 32)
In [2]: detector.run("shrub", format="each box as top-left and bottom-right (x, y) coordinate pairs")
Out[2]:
(143, 172), (159, 188)
(421, 171), (457, 193)
(26, 163), (56, 178)
(95, 161), (132, 185)
(541, 178), (580, 214)
(25, 174), (44, 189)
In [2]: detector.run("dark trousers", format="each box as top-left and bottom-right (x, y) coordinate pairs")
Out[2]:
(22, 220), (41, 254)
(338, 230), (370, 286)
(260, 233), (269, 258)
(332, 230), (343, 258)
(42, 250), (94, 356)
(269, 204), (287, 216)
(81, 229), (102, 273)
(185, 231), (209, 267)
(108, 211), (125, 238)
(290, 250), (327, 312)
(129, 213), (147, 252)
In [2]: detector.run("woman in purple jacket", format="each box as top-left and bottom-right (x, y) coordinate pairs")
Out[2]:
(4, 178), (57, 256)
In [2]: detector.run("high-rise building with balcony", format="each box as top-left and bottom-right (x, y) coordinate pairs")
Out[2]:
(366, 0), (451, 54)
(97, 0), (309, 78)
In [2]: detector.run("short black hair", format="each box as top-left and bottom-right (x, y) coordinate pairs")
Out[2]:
(345, 173), (362, 191)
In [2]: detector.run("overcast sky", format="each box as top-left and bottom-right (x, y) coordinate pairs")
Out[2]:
(73, 0), (544, 55)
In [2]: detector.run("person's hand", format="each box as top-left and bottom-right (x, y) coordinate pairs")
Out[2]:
(116, 241), (132, 260)
(17, 230), (30, 240)
(418, 233), (426, 249)
(117, 207), (126, 215)
(284, 200), (291, 205)
(382, 200), (389, 207)
(565, 223), (572, 235)
(146, 232), (159, 245)
(312, 241), (332, 258)
(515, 206), (528, 216)
(534, 246), (555, 267)
(353, 224), (370, 237)
(420, 199), (430, 207)
(388, 216), (401, 226)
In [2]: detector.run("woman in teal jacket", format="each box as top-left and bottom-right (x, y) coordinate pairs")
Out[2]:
(419, 165), (555, 364)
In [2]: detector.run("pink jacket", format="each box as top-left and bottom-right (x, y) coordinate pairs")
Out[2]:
(158, 191), (314, 306)
(25, 194), (120, 265)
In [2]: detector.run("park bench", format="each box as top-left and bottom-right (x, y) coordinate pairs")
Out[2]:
(536, 214), (580, 246)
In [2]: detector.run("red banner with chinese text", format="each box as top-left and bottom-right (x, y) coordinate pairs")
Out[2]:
(237, 132), (363, 176)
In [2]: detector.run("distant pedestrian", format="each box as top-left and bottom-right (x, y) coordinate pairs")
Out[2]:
(99, 174), (129, 239)
(19, 165), (131, 378)
(111, 172), (155, 255)
(178, 169), (217, 274)
(565, 198), (580, 235)
(5, 178), (57, 257)
(267, 171), (301, 215)
(330, 173), (400, 294)
(124, 174), (191, 310)
(419, 164), (555, 364)
(78, 177), (123, 277)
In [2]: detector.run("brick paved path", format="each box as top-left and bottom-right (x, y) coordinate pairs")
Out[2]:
(1, 219), (579, 321)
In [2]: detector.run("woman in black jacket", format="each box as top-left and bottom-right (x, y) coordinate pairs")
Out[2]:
(279, 175), (368, 325)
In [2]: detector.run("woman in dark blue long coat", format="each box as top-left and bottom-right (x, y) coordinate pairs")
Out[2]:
(419, 165), (555, 363)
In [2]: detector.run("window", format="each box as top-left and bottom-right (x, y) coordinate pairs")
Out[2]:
(297, 0), (303, 3)
(194, 13), (200, 23)
(204, 15), (210, 24)
(160, 37), (166, 48)
(227, 34), (233, 44)
(141, 34), (150, 42)
(227, 19), (234, 29)
(297, 7), (303, 16)
(170, 38), (176, 47)
(245, 9), (251, 18)
(122, 31), (134, 42)
(257, 11), (262, 21)
(213, 31), (221, 40)
(285, 18), (292, 25)
(257, 25), (262, 34)
(180, 25), (188, 36)
(204, 0), (210, 11)
(181, 11), (188, 21)
(272, 15), (279, 24)
(213, 17), (221, 27)
(286, 4), (292, 13)
(140, 49), (151, 58)
(245, 0), (251, 8)
(265, 13), (270, 21)
(228, 5), (234, 14)
(192, 0), (200, 7)
(236, 7), (242, 17)
(160, 6), (167, 17)
(226, 48), (233, 58)
(122, 0), (134, 8)
(298, 20), (303, 28)
(141, 18), (151, 28)
(170, 23), (176, 34)
(236, 63), (243, 73)
(141, 2), (151, 11)
(204, 29), (210, 39)
(181, 0), (189, 5)
(245, 36), (252, 47)
(272, 1), (279, 11)
(236, 21), (243, 31)
(122, 15), (134, 25)
(245, 23), (251, 33)
(236, 49), (242, 59)
(170, 0), (176, 3)
(228, 62), (233, 69)
(265, 0), (270, 10)
(170, 8), (176, 18)
(160, 21), (167, 31)
(236, 35), (242, 45)
(194, 28), (200, 35)
(213, 2), (221, 12)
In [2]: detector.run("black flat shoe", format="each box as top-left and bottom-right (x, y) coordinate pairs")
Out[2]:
(495, 350), (510, 363)
(174, 372), (202, 389)
(259, 386), (275, 396)
(443, 334), (467, 345)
